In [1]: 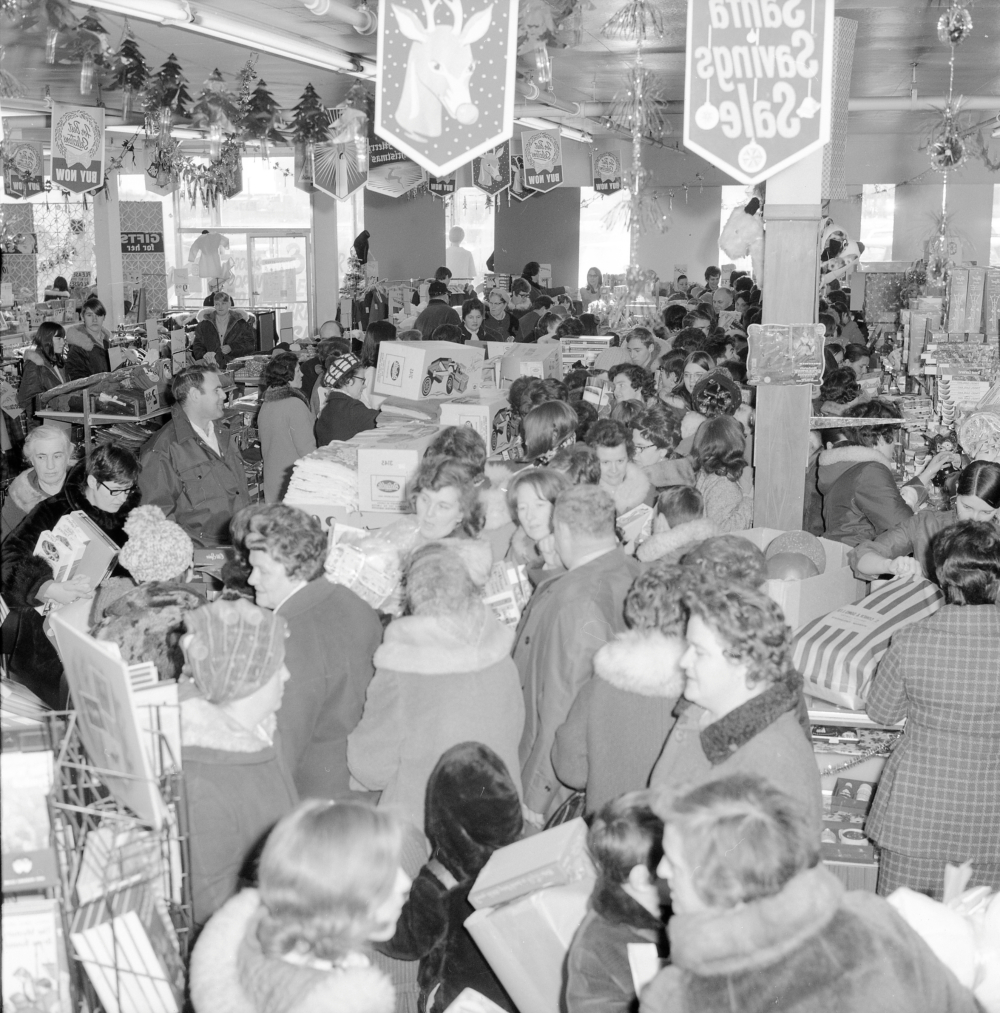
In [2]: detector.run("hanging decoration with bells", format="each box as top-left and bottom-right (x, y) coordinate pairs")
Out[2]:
(936, 4), (974, 46)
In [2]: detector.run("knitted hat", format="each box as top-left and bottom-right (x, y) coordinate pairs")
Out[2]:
(119, 505), (194, 582)
(182, 598), (287, 704)
(323, 352), (361, 389)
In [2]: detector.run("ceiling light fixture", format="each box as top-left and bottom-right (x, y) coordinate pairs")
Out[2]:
(515, 117), (592, 144)
(67, 0), (374, 77)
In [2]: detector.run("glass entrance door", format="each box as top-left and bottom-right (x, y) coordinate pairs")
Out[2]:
(250, 234), (312, 340)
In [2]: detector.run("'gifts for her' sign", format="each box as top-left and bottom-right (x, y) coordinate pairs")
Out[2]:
(520, 128), (563, 191)
(375, 0), (519, 177)
(50, 103), (105, 194)
(683, 0), (834, 184)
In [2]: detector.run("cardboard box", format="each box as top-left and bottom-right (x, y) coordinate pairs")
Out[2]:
(947, 269), (969, 332)
(984, 268), (1000, 337)
(830, 777), (877, 816)
(499, 343), (562, 383)
(440, 393), (516, 453)
(560, 336), (614, 374)
(965, 267), (987, 335)
(734, 528), (866, 630)
(470, 818), (593, 910)
(374, 341), (485, 400)
(33, 511), (120, 588)
(353, 424), (442, 512)
(464, 880), (593, 1013)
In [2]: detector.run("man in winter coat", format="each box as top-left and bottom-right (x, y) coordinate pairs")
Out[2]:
(513, 485), (640, 822)
(414, 281), (462, 339)
(191, 291), (256, 370)
(139, 364), (250, 547)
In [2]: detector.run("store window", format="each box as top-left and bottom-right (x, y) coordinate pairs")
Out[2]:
(579, 187), (629, 287)
(719, 185), (754, 274)
(446, 187), (493, 285)
(990, 183), (1000, 267)
(858, 183), (895, 263)
(337, 189), (364, 288)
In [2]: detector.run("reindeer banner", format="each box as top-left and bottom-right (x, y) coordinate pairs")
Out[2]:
(520, 128), (563, 191)
(509, 153), (536, 201)
(375, 0), (519, 177)
(472, 141), (510, 197)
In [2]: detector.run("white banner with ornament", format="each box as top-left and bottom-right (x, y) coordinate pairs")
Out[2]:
(591, 146), (625, 194)
(50, 103), (105, 195)
(683, 0), (834, 184)
(520, 128), (563, 191)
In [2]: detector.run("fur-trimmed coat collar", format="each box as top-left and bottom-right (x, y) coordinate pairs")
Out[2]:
(668, 865), (843, 976)
(190, 888), (395, 1013)
(180, 695), (277, 754)
(700, 672), (802, 764)
(64, 323), (108, 352)
(604, 461), (653, 513)
(6, 468), (56, 516)
(817, 445), (890, 468)
(594, 630), (685, 698)
(637, 517), (719, 564)
(591, 879), (664, 932)
(262, 384), (311, 407)
(481, 461), (514, 532)
(374, 606), (514, 675)
(23, 347), (63, 371)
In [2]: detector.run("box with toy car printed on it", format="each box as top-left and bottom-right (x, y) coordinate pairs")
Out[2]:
(439, 393), (517, 454)
(373, 341), (485, 401)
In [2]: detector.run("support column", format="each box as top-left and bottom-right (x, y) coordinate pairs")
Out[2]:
(753, 149), (823, 530)
(312, 189), (340, 331)
(93, 170), (125, 331)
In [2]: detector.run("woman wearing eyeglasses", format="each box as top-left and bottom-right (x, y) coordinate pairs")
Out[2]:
(1, 443), (140, 709)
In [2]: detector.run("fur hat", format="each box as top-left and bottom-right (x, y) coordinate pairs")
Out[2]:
(424, 741), (523, 883)
(182, 598), (287, 704)
(119, 505), (194, 582)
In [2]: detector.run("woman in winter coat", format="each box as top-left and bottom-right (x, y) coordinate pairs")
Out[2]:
(376, 742), (523, 1013)
(0, 425), (73, 541)
(0, 444), (139, 709)
(17, 321), (67, 424)
(586, 418), (654, 514)
(179, 598), (299, 926)
(191, 799), (408, 1013)
(648, 576), (822, 839)
(690, 415), (753, 533)
(643, 774), (980, 1013)
(637, 487), (719, 565)
(553, 565), (687, 815)
(191, 291), (256, 370)
(865, 521), (1000, 899)
(63, 296), (111, 380)
(348, 545), (525, 833)
(257, 352), (317, 503)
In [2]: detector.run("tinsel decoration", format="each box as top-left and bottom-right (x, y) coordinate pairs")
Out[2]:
(600, 0), (663, 44)
(929, 125), (966, 171)
(936, 4), (973, 45)
(606, 64), (666, 139)
(603, 187), (666, 236)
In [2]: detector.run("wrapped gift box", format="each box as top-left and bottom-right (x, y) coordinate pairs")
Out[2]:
(374, 341), (485, 400)
(465, 880), (593, 1013)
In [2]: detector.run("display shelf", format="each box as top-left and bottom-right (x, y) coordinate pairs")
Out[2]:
(35, 408), (171, 425)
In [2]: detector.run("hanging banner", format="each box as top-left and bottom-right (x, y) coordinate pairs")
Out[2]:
(312, 106), (369, 201)
(367, 160), (427, 197)
(683, 0), (834, 185)
(509, 154), (536, 201)
(3, 141), (44, 199)
(592, 146), (624, 194)
(429, 175), (457, 195)
(293, 141), (316, 193)
(374, 0), (518, 177)
(472, 140), (511, 196)
(520, 128), (563, 191)
(50, 102), (106, 194)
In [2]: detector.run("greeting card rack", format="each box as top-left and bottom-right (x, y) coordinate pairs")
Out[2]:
(46, 708), (193, 1013)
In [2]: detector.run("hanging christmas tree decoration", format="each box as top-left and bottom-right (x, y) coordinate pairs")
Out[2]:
(144, 53), (192, 142)
(191, 69), (240, 160)
(936, 4), (973, 46)
(290, 82), (327, 189)
(600, 0), (663, 45)
(242, 79), (286, 157)
(114, 30), (148, 119)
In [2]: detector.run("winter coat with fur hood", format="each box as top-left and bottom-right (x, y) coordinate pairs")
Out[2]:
(347, 606), (524, 831)
(0, 466), (65, 542)
(817, 444), (914, 547)
(602, 461), (654, 514)
(181, 693), (298, 926)
(64, 324), (111, 380)
(257, 385), (317, 503)
(553, 630), (684, 814)
(695, 470), (754, 533)
(17, 348), (65, 420)
(190, 888), (395, 1013)
(640, 865), (980, 1013)
(649, 672), (823, 839)
(637, 517), (719, 565)
(191, 310), (256, 370)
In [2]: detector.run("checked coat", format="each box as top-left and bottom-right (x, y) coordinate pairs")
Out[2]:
(865, 604), (1000, 862)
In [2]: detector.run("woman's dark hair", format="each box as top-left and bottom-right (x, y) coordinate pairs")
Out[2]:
(409, 455), (485, 538)
(635, 403), (681, 454)
(571, 398), (599, 441)
(87, 442), (140, 485)
(663, 304), (688, 332)
(609, 363), (656, 401)
(585, 267), (604, 289)
(842, 399), (901, 447)
(733, 276), (754, 293)
(537, 311), (562, 335)
(425, 426), (487, 471)
(521, 261), (541, 282)
(819, 366), (860, 406)
(461, 298), (485, 322)
(844, 342), (870, 363)
(609, 399), (644, 428)
(52, 276), (69, 291)
(522, 400), (579, 462)
(82, 296), (107, 318)
(721, 361), (748, 384)
(672, 328), (707, 356)
(360, 320), (396, 369)
(34, 321), (66, 365)
(555, 316), (585, 338)
(549, 443), (602, 485)
(586, 417), (633, 459)
(430, 323), (464, 344)
(261, 351), (299, 391)
(742, 305), (762, 329)
(956, 460), (1000, 509)
(658, 349), (688, 388)
(428, 280), (449, 299)
(692, 415), (747, 481)
(563, 367), (592, 392)
(930, 520), (1000, 605)
(579, 313), (600, 334)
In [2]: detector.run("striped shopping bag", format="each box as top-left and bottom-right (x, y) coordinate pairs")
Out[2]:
(791, 577), (944, 710)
